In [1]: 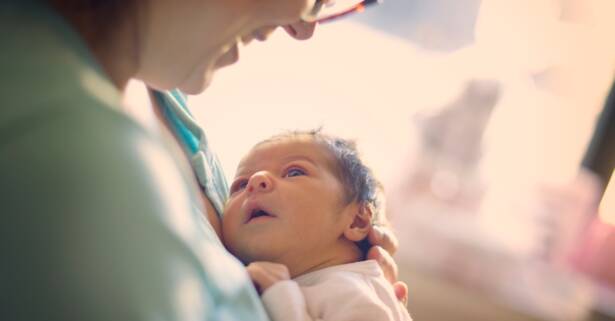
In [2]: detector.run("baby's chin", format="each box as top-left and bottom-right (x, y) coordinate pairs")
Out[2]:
(229, 242), (282, 265)
(235, 249), (273, 265)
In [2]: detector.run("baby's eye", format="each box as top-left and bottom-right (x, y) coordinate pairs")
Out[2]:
(230, 179), (248, 195)
(285, 167), (306, 178)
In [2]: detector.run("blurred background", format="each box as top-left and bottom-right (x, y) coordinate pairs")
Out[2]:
(180, 0), (614, 320)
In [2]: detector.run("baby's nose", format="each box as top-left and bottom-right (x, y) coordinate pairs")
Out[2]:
(247, 172), (274, 193)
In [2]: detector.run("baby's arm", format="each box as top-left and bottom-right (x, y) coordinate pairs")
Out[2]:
(248, 262), (409, 321)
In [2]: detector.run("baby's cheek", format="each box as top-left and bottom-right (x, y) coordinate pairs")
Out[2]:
(220, 207), (239, 241)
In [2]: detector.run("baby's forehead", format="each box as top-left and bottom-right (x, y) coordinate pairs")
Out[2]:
(237, 136), (337, 173)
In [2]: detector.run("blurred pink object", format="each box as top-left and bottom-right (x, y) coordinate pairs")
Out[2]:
(571, 218), (615, 288)
(537, 170), (602, 266)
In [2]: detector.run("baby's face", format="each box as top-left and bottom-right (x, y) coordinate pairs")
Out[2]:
(222, 137), (349, 267)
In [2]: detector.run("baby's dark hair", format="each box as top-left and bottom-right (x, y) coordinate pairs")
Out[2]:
(256, 129), (386, 229)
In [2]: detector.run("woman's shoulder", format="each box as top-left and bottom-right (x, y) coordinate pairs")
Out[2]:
(0, 2), (182, 208)
(0, 0), (125, 132)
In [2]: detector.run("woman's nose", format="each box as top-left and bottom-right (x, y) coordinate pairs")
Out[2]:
(283, 21), (316, 40)
(247, 172), (274, 194)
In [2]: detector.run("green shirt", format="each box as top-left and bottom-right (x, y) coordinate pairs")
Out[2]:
(0, 2), (269, 320)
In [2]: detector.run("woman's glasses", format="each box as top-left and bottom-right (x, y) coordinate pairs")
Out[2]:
(303, 0), (381, 24)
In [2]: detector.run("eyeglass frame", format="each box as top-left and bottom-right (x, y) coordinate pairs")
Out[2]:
(304, 0), (382, 24)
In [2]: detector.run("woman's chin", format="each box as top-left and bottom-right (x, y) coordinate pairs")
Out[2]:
(179, 82), (210, 95)
(178, 72), (214, 95)
(177, 47), (238, 95)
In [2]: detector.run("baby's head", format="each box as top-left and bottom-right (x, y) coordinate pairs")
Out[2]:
(222, 129), (384, 277)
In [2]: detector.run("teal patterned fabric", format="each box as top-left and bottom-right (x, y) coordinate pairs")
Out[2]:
(152, 91), (272, 320)
(152, 90), (230, 218)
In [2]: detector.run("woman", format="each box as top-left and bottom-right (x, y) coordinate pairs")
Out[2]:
(0, 0), (406, 320)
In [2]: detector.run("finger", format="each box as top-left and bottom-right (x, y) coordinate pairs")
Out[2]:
(393, 282), (409, 307)
(367, 225), (398, 255)
(247, 262), (290, 294)
(247, 265), (267, 294)
(259, 262), (290, 280)
(274, 264), (290, 280)
(283, 21), (316, 40)
(367, 225), (384, 246)
(367, 246), (398, 284)
(247, 264), (267, 283)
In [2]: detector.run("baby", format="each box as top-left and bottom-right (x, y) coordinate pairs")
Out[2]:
(222, 129), (412, 321)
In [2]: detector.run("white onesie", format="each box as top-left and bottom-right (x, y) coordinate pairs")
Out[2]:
(261, 260), (412, 321)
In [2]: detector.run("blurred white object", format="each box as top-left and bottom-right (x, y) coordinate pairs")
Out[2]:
(475, 0), (614, 262)
(394, 199), (594, 321)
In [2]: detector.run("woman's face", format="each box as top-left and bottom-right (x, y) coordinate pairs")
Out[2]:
(135, 0), (315, 94)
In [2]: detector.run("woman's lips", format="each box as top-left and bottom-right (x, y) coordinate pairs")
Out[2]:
(215, 43), (240, 69)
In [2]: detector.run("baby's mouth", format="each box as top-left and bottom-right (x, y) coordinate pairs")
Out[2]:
(245, 207), (276, 223)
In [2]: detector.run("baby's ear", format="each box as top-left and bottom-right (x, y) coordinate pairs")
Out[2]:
(343, 203), (373, 242)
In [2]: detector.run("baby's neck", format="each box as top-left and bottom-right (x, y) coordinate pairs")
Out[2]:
(284, 239), (364, 278)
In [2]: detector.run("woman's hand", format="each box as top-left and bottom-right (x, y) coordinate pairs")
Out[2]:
(366, 226), (409, 307)
(247, 261), (291, 295)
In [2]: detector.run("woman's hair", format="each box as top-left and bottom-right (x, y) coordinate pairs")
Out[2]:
(256, 129), (386, 227)
(48, 0), (136, 42)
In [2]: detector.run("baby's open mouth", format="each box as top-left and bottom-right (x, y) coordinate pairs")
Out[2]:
(246, 208), (275, 223)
